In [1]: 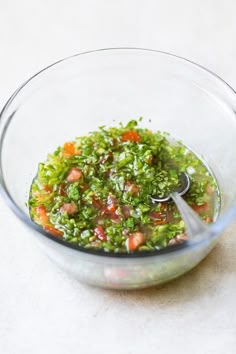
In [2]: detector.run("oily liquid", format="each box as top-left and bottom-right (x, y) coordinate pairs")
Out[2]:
(167, 150), (220, 225)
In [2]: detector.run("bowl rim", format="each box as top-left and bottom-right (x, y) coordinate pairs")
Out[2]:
(0, 47), (236, 258)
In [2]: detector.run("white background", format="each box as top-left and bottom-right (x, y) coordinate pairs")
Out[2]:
(0, 1), (236, 353)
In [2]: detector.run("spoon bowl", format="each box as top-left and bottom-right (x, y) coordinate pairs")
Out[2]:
(150, 172), (191, 203)
(151, 172), (208, 237)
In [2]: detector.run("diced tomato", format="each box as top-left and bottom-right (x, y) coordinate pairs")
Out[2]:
(109, 212), (122, 224)
(100, 207), (108, 216)
(121, 205), (132, 219)
(44, 225), (63, 237)
(124, 181), (140, 195)
(121, 130), (141, 142)
(60, 203), (78, 215)
(58, 183), (67, 196)
(107, 204), (117, 213)
(126, 232), (145, 252)
(92, 197), (103, 209)
(34, 205), (49, 225)
(67, 167), (83, 183)
(94, 226), (107, 241)
(149, 210), (167, 225)
(149, 211), (163, 219)
(101, 194), (121, 222)
(168, 233), (187, 246)
(63, 142), (75, 155)
(100, 194), (118, 215)
(63, 142), (81, 157)
(191, 203), (209, 214)
(44, 185), (52, 193)
(106, 193), (118, 213)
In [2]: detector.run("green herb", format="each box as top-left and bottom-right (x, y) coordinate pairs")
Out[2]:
(67, 183), (80, 201)
(29, 119), (219, 253)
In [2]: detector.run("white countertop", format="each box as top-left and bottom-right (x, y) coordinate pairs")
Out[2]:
(0, 1), (236, 353)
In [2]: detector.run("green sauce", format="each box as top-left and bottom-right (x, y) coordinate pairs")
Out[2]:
(29, 120), (219, 253)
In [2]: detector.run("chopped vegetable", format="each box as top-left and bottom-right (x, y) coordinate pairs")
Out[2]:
(63, 142), (81, 157)
(67, 168), (83, 183)
(29, 119), (219, 253)
(60, 203), (78, 215)
(44, 225), (63, 237)
(34, 205), (49, 225)
(126, 232), (145, 251)
(121, 130), (141, 142)
(94, 226), (107, 241)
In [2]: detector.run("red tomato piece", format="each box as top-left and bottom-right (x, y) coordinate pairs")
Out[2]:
(60, 203), (78, 215)
(63, 142), (81, 157)
(44, 225), (63, 237)
(126, 232), (145, 252)
(34, 205), (49, 225)
(121, 205), (132, 219)
(109, 212), (122, 224)
(94, 226), (107, 241)
(44, 185), (52, 193)
(100, 207), (108, 216)
(58, 183), (67, 196)
(67, 167), (83, 183)
(124, 181), (140, 195)
(149, 210), (167, 225)
(106, 193), (118, 213)
(92, 197), (103, 209)
(121, 130), (141, 142)
(149, 211), (163, 219)
(63, 142), (75, 155)
(107, 204), (117, 213)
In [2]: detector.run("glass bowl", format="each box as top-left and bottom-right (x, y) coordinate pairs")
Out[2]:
(1, 48), (236, 289)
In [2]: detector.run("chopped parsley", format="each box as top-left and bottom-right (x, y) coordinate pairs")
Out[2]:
(29, 119), (219, 253)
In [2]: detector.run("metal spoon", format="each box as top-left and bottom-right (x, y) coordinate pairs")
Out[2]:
(150, 172), (208, 237)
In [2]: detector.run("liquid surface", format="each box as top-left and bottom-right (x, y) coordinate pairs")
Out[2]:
(29, 120), (219, 253)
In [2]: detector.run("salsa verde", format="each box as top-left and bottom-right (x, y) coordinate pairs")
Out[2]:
(29, 120), (218, 253)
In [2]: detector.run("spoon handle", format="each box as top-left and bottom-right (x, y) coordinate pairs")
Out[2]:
(170, 192), (208, 237)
